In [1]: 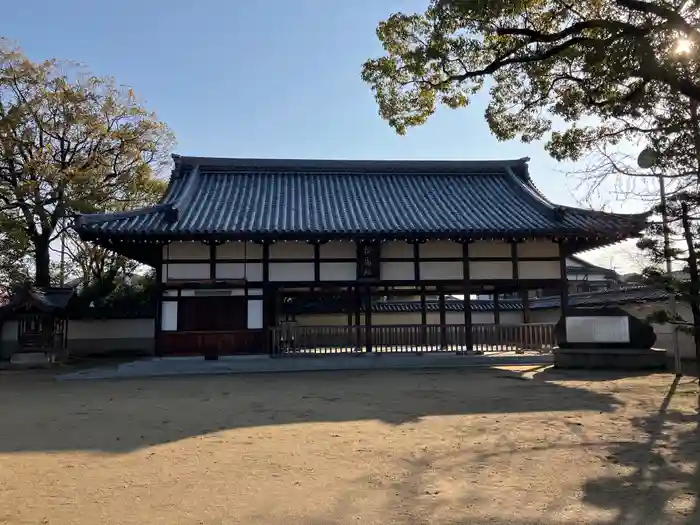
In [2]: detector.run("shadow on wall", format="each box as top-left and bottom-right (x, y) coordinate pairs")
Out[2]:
(0, 366), (621, 454)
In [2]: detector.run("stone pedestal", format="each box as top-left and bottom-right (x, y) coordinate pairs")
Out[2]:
(9, 352), (54, 368)
(554, 347), (667, 370)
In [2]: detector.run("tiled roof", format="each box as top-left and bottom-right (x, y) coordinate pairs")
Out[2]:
(530, 286), (669, 310)
(75, 155), (647, 243)
(285, 298), (523, 315)
(373, 299), (523, 313)
(0, 284), (74, 318)
(566, 256), (619, 279)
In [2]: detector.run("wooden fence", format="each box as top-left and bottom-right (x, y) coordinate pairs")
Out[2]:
(269, 323), (555, 355)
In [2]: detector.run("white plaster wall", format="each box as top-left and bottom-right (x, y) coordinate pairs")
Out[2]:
(164, 263), (209, 281)
(269, 262), (315, 282)
(517, 241), (559, 259)
(518, 260), (561, 280)
(470, 261), (513, 280)
(500, 311), (524, 324)
(69, 319), (154, 339)
(381, 241), (414, 258)
(320, 242), (356, 259)
(470, 241), (511, 258)
(472, 312), (495, 324)
(217, 242), (263, 259)
(373, 313), (423, 325)
(381, 261), (414, 281)
(270, 242), (314, 259)
(161, 301), (178, 331)
(420, 261), (463, 280)
(420, 240), (462, 258)
(2, 318), (155, 343)
(248, 300), (263, 329)
(215, 262), (263, 281)
(163, 241), (209, 260)
(320, 262), (356, 281)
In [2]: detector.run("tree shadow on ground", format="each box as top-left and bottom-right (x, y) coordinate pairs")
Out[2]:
(535, 367), (671, 382)
(292, 373), (700, 525)
(580, 375), (700, 524)
(0, 366), (619, 453)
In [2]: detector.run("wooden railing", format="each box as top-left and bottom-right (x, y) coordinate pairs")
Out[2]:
(270, 323), (555, 355)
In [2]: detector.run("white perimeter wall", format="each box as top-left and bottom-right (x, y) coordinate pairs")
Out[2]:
(1, 318), (155, 357)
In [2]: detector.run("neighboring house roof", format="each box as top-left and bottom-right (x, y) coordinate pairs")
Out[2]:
(530, 286), (669, 310)
(566, 256), (619, 279)
(374, 299), (523, 313)
(75, 155), (646, 248)
(0, 284), (75, 319)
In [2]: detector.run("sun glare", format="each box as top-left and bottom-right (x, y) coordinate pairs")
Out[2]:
(675, 38), (694, 55)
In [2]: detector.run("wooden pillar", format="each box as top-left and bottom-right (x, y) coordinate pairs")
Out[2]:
(313, 242), (321, 291)
(154, 245), (164, 357)
(559, 241), (569, 344)
(493, 293), (501, 324)
(462, 242), (472, 352)
(414, 243), (427, 347)
(438, 286), (447, 349)
(521, 290), (531, 323)
(262, 242), (272, 356)
(208, 242), (217, 280)
(354, 285), (362, 350)
(559, 241), (569, 317)
(364, 285), (373, 353)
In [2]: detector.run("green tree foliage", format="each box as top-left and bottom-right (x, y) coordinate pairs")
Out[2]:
(60, 174), (167, 293)
(0, 39), (174, 287)
(362, 0), (700, 161)
(75, 269), (157, 312)
(364, 1), (700, 371)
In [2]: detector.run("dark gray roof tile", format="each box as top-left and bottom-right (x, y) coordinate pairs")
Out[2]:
(76, 156), (647, 242)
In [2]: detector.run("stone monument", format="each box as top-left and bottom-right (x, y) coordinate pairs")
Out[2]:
(553, 307), (666, 369)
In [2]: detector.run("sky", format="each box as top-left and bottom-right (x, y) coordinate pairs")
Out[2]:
(2, 0), (650, 273)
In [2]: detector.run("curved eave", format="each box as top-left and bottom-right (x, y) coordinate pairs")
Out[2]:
(73, 156), (648, 247)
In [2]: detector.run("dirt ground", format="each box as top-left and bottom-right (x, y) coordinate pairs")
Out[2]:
(0, 366), (698, 525)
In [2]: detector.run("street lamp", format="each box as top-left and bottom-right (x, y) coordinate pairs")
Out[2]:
(637, 147), (682, 376)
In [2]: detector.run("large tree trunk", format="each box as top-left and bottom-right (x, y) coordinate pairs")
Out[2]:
(681, 202), (700, 381)
(34, 234), (52, 288)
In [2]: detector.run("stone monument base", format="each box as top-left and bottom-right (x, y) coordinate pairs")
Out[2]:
(553, 347), (667, 370)
(9, 352), (54, 368)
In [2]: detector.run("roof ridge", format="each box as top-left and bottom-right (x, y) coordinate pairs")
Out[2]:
(173, 155), (531, 176)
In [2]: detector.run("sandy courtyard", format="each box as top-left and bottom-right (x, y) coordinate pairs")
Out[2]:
(0, 366), (698, 525)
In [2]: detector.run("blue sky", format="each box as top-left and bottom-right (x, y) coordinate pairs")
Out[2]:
(3, 0), (644, 271)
